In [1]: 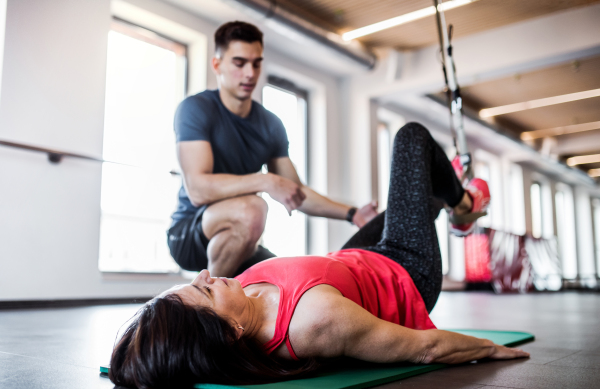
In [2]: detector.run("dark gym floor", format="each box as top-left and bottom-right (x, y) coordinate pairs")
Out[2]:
(1, 291), (598, 389)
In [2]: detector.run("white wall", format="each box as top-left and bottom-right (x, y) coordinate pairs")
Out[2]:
(0, 0), (6, 103)
(0, 0), (209, 301)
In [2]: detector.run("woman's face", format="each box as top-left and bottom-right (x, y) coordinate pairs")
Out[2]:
(162, 270), (247, 318)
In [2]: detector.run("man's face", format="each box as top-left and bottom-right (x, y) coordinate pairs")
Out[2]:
(213, 40), (263, 101)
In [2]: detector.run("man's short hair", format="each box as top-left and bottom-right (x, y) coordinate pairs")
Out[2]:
(215, 21), (263, 57)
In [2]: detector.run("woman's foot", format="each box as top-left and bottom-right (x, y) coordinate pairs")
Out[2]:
(449, 178), (490, 237)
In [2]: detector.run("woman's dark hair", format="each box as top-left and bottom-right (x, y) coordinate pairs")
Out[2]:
(215, 21), (263, 56)
(109, 294), (316, 388)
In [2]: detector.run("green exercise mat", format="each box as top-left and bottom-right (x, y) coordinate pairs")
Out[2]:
(100, 329), (534, 389)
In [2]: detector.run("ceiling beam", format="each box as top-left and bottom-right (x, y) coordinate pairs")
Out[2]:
(554, 130), (600, 156)
(521, 121), (600, 141)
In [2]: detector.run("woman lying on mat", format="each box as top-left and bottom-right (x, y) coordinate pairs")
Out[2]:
(109, 123), (529, 389)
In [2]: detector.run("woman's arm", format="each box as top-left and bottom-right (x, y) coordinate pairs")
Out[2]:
(288, 286), (529, 364)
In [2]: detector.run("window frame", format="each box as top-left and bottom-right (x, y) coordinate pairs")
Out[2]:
(262, 76), (310, 256)
(592, 198), (600, 278)
(111, 17), (189, 94)
(555, 184), (578, 279)
(530, 181), (543, 239)
(99, 17), (190, 275)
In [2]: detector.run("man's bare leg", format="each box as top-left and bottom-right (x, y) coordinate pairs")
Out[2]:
(201, 194), (268, 277)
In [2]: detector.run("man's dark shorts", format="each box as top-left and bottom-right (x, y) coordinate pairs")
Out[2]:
(167, 205), (276, 276)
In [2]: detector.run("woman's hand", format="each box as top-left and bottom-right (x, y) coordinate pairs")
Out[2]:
(488, 344), (530, 360)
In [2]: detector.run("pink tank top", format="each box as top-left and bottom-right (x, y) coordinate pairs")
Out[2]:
(234, 249), (436, 360)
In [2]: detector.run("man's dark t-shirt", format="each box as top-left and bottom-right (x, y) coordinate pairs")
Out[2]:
(171, 89), (289, 223)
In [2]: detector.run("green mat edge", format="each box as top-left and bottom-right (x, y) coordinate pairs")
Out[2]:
(100, 329), (534, 388)
(325, 364), (444, 389)
(194, 364), (447, 389)
(450, 329), (535, 347)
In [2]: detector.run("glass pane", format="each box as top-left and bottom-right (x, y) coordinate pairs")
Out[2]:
(541, 184), (554, 239)
(508, 164), (526, 235)
(593, 199), (600, 278)
(530, 183), (542, 239)
(435, 210), (449, 275)
(99, 28), (183, 273)
(555, 190), (564, 245)
(555, 187), (578, 279)
(261, 85), (307, 257)
(102, 31), (179, 168)
(474, 161), (491, 227)
(377, 123), (391, 210)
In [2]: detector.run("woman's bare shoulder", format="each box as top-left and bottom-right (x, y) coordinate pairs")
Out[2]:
(284, 285), (358, 359)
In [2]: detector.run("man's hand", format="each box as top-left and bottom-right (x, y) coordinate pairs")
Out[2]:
(353, 201), (379, 228)
(266, 173), (306, 215)
(488, 344), (530, 360)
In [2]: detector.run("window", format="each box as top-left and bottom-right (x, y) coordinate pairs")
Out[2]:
(593, 198), (600, 278)
(530, 177), (554, 240)
(436, 210), (450, 275)
(474, 160), (492, 228)
(506, 163), (526, 235)
(377, 122), (391, 209)
(541, 182), (555, 239)
(555, 185), (577, 279)
(261, 79), (308, 257)
(376, 108), (405, 209)
(473, 149), (505, 231)
(98, 20), (186, 272)
(574, 188), (597, 284)
(530, 182), (543, 239)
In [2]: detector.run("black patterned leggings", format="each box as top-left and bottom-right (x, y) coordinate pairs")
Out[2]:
(341, 123), (464, 312)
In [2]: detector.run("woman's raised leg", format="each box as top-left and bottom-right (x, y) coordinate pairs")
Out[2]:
(367, 122), (464, 312)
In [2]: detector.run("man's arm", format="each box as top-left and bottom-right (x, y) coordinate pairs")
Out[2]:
(267, 157), (378, 226)
(178, 141), (305, 212)
(289, 287), (529, 364)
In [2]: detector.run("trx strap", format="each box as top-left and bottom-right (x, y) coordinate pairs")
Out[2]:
(433, 0), (473, 180)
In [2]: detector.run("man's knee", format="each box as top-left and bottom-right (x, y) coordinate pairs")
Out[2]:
(234, 195), (268, 238)
(203, 195), (268, 242)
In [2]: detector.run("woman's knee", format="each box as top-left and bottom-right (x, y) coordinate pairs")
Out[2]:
(394, 122), (431, 145)
(394, 122), (433, 148)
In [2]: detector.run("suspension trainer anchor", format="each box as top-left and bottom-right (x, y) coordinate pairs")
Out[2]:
(433, 0), (472, 179)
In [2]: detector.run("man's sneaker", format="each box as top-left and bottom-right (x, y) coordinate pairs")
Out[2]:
(449, 178), (490, 237)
